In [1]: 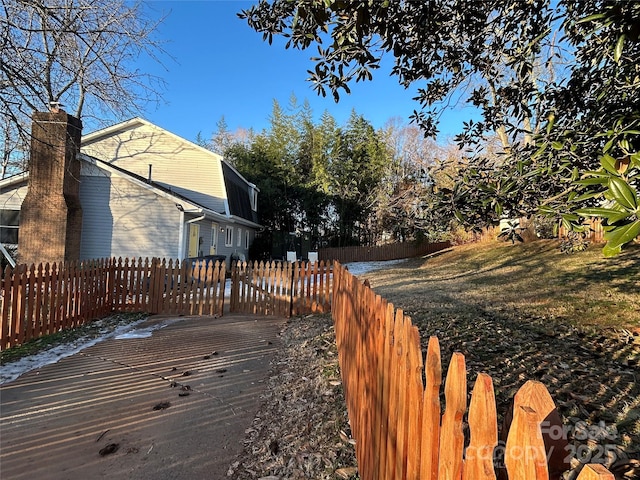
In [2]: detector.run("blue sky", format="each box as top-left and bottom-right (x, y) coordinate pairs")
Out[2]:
(138, 0), (474, 144)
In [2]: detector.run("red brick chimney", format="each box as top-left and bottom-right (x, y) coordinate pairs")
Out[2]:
(18, 110), (83, 266)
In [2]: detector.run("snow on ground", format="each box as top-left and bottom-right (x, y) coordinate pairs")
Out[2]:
(343, 258), (409, 276)
(0, 259), (408, 385)
(0, 316), (154, 385)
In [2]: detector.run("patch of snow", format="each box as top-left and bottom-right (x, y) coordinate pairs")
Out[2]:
(343, 258), (409, 277)
(114, 322), (168, 339)
(0, 316), (154, 385)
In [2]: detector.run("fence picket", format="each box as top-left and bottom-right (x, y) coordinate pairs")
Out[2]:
(438, 352), (467, 480)
(575, 464), (615, 480)
(394, 312), (409, 480)
(33, 264), (44, 341)
(510, 381), (570, 478)
(505, 405), (549, 480)
(421, 335), (442, 480)
(1, 267), (9, 348)
(463, 373), (498, 480)
(25, 265), (35, 342)
(406, 323), (424, 480)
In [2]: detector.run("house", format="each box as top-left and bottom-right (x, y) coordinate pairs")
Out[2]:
(0, 111), (260, 267)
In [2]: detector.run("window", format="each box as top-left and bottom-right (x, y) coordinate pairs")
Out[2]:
(237, 227), (242, 247)
(0, 210), (19, 244)
(225, 226), (233, 247)
(250, 186), (258, 211)
(245, 230), (250, 249)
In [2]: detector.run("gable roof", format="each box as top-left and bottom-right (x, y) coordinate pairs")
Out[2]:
(83, 117), (223, 160)
(82, 117), (261, 228)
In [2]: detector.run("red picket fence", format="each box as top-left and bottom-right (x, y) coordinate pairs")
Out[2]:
(229, 260), (332, 317)
(331, 262), (613, 480)
(1, 257), (226, 350)
(1, 260), (112, 350)
(319, 240), (451, 263)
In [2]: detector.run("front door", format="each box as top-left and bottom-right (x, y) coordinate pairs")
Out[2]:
(188, 223), (200, 258)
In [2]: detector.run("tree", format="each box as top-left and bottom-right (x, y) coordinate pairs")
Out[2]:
(239, 0), (640, 255)
(225, 98), (392, 250)
(376, 118), (440, 241)
(330, 111), (389, 245)
(1, 0), (166, 177)
(211, 116), (234, 156)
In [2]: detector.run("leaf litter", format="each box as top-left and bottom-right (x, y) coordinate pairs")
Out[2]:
(228, 314), (357, 479)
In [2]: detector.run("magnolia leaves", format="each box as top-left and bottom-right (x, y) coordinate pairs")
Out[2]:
(574, 152), (640, 257)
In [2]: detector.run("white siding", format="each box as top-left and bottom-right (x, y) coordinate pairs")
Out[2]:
(82, 122), (227, 213)
(0, 181), (27, 209)
(79, 170), (181, 260)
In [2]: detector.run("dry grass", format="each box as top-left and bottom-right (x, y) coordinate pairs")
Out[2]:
(367, 240), (640, 329)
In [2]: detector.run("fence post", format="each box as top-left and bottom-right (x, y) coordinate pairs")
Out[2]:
(288, 261), (295, 318)
(148, 258), (160, 315)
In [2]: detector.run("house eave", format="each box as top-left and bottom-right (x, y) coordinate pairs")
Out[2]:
(227, 215), (262, 229)
(0, 171), (29, 189)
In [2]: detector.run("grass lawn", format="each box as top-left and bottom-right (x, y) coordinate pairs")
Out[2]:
(361, 239), (639, 476)
(370, 239), (640, 329)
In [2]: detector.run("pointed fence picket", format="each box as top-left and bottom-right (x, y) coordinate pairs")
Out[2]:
(331, 261), (613, 480)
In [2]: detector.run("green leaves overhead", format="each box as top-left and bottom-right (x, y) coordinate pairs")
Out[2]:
(608, 177), (638, 210)
(602, 220), (640, 257)
(240, 0), (640, 255)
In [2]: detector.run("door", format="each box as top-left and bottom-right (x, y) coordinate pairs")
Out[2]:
(188, 223), (200, 258)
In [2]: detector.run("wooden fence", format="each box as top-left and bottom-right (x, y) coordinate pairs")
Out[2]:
(1, 257), (226, 350)
(229, 260), (332, 316)
(319, 241), (451, 264)
(331, 262), (613, 480)
(1, 256), (332, 350)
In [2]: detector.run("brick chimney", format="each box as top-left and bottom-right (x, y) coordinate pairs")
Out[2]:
(18, 110), (83, 266)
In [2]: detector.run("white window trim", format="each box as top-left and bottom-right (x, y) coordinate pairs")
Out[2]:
(210, 222), (219, 254)
(245, 230), (250, 249)
(225, 226), (234, 247)
(237, 227), (242, 247)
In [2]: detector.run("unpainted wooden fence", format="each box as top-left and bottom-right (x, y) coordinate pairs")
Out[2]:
(331, 262), (613, 480)
(229, 260), (332, 316)
(1, 257), (333, 350)
(0, 257), (226, 350)
(319, 240), (451, 263)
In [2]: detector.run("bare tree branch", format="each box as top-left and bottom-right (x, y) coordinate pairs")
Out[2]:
(0, 0), (169, 178)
